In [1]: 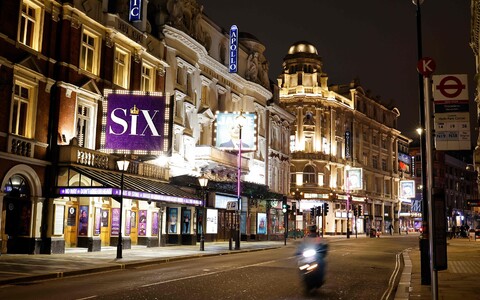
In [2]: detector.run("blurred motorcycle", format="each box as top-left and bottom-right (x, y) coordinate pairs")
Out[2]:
(297, 240), (328, 293)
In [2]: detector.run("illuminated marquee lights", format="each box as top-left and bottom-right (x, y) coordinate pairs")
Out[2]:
(58, 187), (202, 206)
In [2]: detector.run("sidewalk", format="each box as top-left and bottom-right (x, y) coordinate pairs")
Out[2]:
(395, 236), (480, 300)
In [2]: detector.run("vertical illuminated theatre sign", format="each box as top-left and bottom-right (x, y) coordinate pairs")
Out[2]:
(129, 0), (142, 22)
(101, 90), (171, 155)
(229, 25), (238, 73)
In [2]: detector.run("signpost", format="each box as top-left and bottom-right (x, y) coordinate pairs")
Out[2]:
(433, 74), (470, 151)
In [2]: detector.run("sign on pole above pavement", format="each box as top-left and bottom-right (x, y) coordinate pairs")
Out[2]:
(432, 74), (470, 151)
(433, 74), (468, 101)
(417, 57), (436, 77)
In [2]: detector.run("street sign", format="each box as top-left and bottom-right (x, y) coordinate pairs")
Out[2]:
(467, 200), (480, 207)
(417, 57), (436, 77)
(433, 74), (468, 101)
(432, 74), (470, 151)
(226, 201), (238, 210)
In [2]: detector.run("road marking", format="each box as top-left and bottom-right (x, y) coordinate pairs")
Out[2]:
(381, 250), (403, 300)
(449, 261), (480, 274)
(140, 256), (295, 288)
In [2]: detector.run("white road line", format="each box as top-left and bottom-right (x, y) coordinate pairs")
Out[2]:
(140, 256), (295, 288)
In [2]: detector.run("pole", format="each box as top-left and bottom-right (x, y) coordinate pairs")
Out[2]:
(200, 188), (206, 251)
(346, 171), (351, 239)
(235, 124), (242, 250)
(414, 0), (431, 286)
(116, 170), (124, 259)
(424, 77), (438, 299)
(322, 204), (325, 237)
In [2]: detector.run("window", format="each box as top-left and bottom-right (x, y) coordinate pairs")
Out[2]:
(80, 29), (100, 75)
(373, 156), (378, 169)
(76, 100), (96, 149)
(290, 134), (296, 152)
(11, 79), (36, 138)
(303, 165), (316, 184)
(141, 62), (155, 92)
(382, 159), (387, 171)
(18, 0), (43, 51)
(114, 47), (130, 88)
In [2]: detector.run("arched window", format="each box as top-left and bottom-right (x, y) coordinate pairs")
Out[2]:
(303, 165), (316, 184)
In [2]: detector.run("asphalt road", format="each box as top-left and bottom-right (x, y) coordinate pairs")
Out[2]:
(0, 235), (419, 300)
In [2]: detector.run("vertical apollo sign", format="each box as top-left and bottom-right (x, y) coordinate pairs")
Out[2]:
(129, 0), (142, 22)
(229, 25), (238, 73)
(344, 131), (351, 160)
(101, 90), (171, 155)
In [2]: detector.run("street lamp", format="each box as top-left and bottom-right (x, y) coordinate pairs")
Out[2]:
(198, 173), (209, 251)
(235, 113), (247, 250)
(116, 158), (130, 259)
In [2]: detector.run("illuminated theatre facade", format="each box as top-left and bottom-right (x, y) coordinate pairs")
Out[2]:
(0, 0), (293, 254)
(278, 42), (413, 235)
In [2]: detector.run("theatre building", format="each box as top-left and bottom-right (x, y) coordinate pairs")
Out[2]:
(0, 0), (292, 254)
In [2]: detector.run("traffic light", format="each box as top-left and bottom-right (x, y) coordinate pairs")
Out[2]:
(353, 205), (358, 216)
(324, 203), (329, 214)
(310, 207), (315, 217)
(282, 196), (288, 213)
(358, 205), (362, 216)
(315, 206), (321, 215)
(292, 202), (297, 215)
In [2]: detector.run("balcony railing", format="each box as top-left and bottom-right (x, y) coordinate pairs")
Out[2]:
(58, 145), (169, 181)
(8, 135), (34, 158)
(195, 145), (249, 172)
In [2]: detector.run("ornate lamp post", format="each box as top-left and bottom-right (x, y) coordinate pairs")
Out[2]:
(116, 157), (130, 259)
(198, 173), (209, 251)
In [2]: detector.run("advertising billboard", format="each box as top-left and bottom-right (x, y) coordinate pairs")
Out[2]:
(257, 212), (267, 235)
(346, 168), (363, 190)
(215, 112), (256, 151)
(400, 180), (415, 199)
(206, 208), (218, 234)
(101, 90), (171, 155)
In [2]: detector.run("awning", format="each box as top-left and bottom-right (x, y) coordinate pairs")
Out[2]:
(55, 166), (202, 206)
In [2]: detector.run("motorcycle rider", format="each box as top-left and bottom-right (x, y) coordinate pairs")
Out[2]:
(296, 225), (328, 290)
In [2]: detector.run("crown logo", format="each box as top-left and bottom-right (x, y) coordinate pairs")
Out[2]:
(130, 105), (139, 115)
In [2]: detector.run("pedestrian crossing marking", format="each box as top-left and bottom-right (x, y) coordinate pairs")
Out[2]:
(448, 261), (480, 274)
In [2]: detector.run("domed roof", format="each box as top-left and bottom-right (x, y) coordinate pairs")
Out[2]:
(287, 41), (318, 55)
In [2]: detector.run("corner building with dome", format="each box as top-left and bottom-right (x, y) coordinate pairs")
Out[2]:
(278, 41), (413, 236)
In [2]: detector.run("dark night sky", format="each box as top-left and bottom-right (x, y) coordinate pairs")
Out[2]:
(197, 0), (476, 141)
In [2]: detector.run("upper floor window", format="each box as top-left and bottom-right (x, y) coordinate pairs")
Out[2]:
(18, 0), (43, 51)
(114, 46), (130, 88)
(10, 78), (37, 138)
(76, 100), (96, 149)
(141, 62), (155, 92)
(303, 165), (316, 184)
(80, 28), (100, 75)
